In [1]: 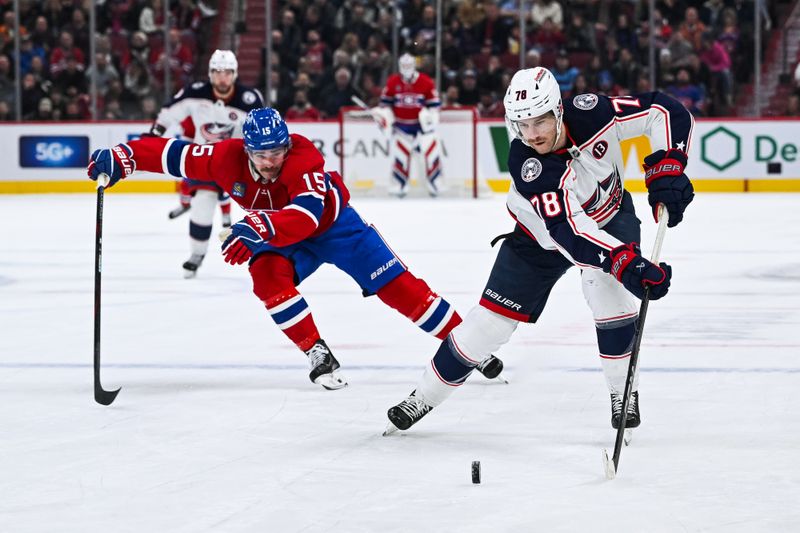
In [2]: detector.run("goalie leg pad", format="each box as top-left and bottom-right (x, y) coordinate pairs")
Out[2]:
(251, 253), (320, 352)
(418, 133), (442, 194)
(391, 132), (415, 191)
(376, 271), (461, 339)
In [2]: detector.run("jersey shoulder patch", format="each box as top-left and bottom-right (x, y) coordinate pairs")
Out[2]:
(562, 94), (615, 147)
(232, 84), (265, 111)
(508, 139), (569, 195)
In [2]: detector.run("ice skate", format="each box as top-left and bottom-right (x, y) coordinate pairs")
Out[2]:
(610, 391), (640, 429)
(182, 253), (205, 279)
(168, 204), (190, 219)
(475, 355), (508, 383)
(306, 340), (347, 390)
(384, 390), (433, 435)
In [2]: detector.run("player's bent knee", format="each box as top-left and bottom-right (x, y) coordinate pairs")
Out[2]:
(450, 306), (518, 363)
(249, 253), (296, 301)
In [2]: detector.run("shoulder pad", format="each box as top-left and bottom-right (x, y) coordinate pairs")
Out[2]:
(562, 93), (615, 146)
(508, 139), (569, 195)
(233, 84), (264, 110)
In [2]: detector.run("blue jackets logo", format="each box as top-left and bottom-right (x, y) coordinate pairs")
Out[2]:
(19, 136), (90, 168)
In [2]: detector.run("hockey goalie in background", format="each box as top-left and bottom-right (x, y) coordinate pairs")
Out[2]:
(373, 53), (443, 198)
(148, 50), (264, 278)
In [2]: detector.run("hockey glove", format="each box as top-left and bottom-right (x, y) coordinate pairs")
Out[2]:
(87, 144), (135, 187)
(221, 211), (275, 265)
(643, 149), (694, 228)
(603, 243), (672, 300)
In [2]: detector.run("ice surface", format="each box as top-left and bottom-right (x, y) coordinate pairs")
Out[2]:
(1, 192), (799, 532)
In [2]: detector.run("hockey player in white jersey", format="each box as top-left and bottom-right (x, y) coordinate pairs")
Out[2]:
(385, 67), (695, 434)
(149, 49), (264, 277)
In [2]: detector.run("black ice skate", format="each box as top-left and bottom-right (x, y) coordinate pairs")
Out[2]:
(383, 390), (433, 435)
(168, 204), (190, 219)
(611, 391), (641, 429)
(182, 253), (204, 279)
(475, 355), (508, 383)
(306, 340), (347, 390)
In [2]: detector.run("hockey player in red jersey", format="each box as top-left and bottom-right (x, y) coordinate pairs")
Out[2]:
(149, 50), (264, 278)
(374, 53), (443, 197)
(88, 108), (503, 389)
(384, 67), (695, 434)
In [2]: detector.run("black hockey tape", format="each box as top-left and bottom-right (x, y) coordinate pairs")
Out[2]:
(471, 461), (481, 484)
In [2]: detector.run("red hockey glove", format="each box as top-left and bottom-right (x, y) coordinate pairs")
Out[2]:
(643, 149), (694, 228)
(603, 243), (672, 300)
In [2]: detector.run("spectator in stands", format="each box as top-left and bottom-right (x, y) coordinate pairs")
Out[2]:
(679, 6), (707, 50)
(0, 11), (23, 55)
(336, 32), (365, 75)
(613, 13), (638, 54)
(359, 72), (382, 106)
(30, 16), (54, 54)
(318, 67), (358, 118)
(572, 73), (589, 95)
(53, 54), (87, 96)
(21, 73), (45, 118)
(666, 67), (705, 116)
(529, 17), (565, 55)
(565, 10), (596, 53)
(657, 0), (686, 27)
(478, 55), (505, 95)
(611, 47), (641, 92)
(123, 58), (153, 103)
(303, 29), (330, 81)
(700, 0), (726, 32)
(33, 96), (55, 121)
(477, 90), (504, 118)
(140, 95), (159, 120)
(444, 84), (460, 107)
(666, 30), (695, 69)
(348, 2), (378, 48)
(458, 68), (480, 106)
(698, 31), (732, 110)
(20, 34), (47, 76)
(285, 89), (321, 120)
(174, 0), (202, 33)
(64, 8), (89, 59)
(0, 54), (13, 104)
(583, 54), (610, 92)
(596, 69), (622, 97)
(139, 0), (166, 35)
(318, 49), (353, 92)
(525, 49), (542, 69)
(277, 8), (303, 70)
(50, 31), (85, 76)
(86, 52), (120, 97)
(363, 33), (391, 86)
(636, 72), (653, 93)
(552, 50), (580, 94)
(153, 28), (194, 93)
(530, 0), (563, 31)
(475, 3), (511, 55)
(0, 99), (11, 121)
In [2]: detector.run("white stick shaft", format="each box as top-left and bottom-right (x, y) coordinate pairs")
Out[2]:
(351, 95), (369, 110)
(650, 203), (668, 263)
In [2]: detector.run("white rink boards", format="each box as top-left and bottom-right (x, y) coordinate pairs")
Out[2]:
(1, 192), (799, 532)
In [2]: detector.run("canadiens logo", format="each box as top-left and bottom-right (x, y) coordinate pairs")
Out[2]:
(521, 158), (542, 182)
(232, 182), (247, 198)
(573, 93), (598, 110)
(592, 140), (608, 159)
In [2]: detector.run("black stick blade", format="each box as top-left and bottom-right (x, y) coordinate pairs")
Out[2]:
(94, 385), (121, 406)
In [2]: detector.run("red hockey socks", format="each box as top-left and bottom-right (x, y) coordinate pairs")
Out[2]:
(376, 271), (461, 339)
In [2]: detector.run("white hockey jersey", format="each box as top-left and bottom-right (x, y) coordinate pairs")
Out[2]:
(506, 92), (694, 269)
(154, 81), (264, 144)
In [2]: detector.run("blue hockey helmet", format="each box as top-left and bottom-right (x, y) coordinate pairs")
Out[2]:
(242, 108), (290, 151)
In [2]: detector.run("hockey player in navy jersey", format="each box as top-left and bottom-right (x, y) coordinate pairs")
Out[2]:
(385, 67), (695, 433)
(88, 108), (503, 390)
(149, 50), (264, 278)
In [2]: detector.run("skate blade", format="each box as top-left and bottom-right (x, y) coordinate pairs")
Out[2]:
(183, 269), (198, 279)
(623, 429), (633, 446)
(494, 373), (509, 384)
(314, 372), (348, 390)
(382, 422), (399, 436)
(602, 449), (616, 480)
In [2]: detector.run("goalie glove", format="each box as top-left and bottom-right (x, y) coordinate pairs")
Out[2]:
(369, 106), (394, 138)
(87, 144), (136, 187)
(643, 149), (694, 228)
(418, 107), (439, 134)
(220, 211), (275, 265)
(602, 243), (672, 300)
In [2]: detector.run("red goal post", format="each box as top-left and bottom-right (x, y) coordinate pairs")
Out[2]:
(338, 106), (483, 198)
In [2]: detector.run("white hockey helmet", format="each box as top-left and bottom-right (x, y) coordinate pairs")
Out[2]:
(209, 49), (238, 79)
(398, 53), (417, 80)
(504, 67), (563, 150)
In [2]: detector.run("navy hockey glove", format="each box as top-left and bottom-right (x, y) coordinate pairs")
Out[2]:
(603, 243), (672, 300)
(87, 144), (135, 187)
(643, 149), (694, 228)
(221, 211), (275, 265)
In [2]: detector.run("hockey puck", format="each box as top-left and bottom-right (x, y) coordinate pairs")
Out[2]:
(471, 461), (481, 484)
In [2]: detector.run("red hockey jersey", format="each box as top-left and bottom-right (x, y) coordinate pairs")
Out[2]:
(125, 133), (350, 247)
(380, 72), (440, 134)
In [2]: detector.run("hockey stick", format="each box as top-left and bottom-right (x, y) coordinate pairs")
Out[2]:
(603, 203), (668, 479)
(94, 174), (121, 406)
(351, 95), (370, 110)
